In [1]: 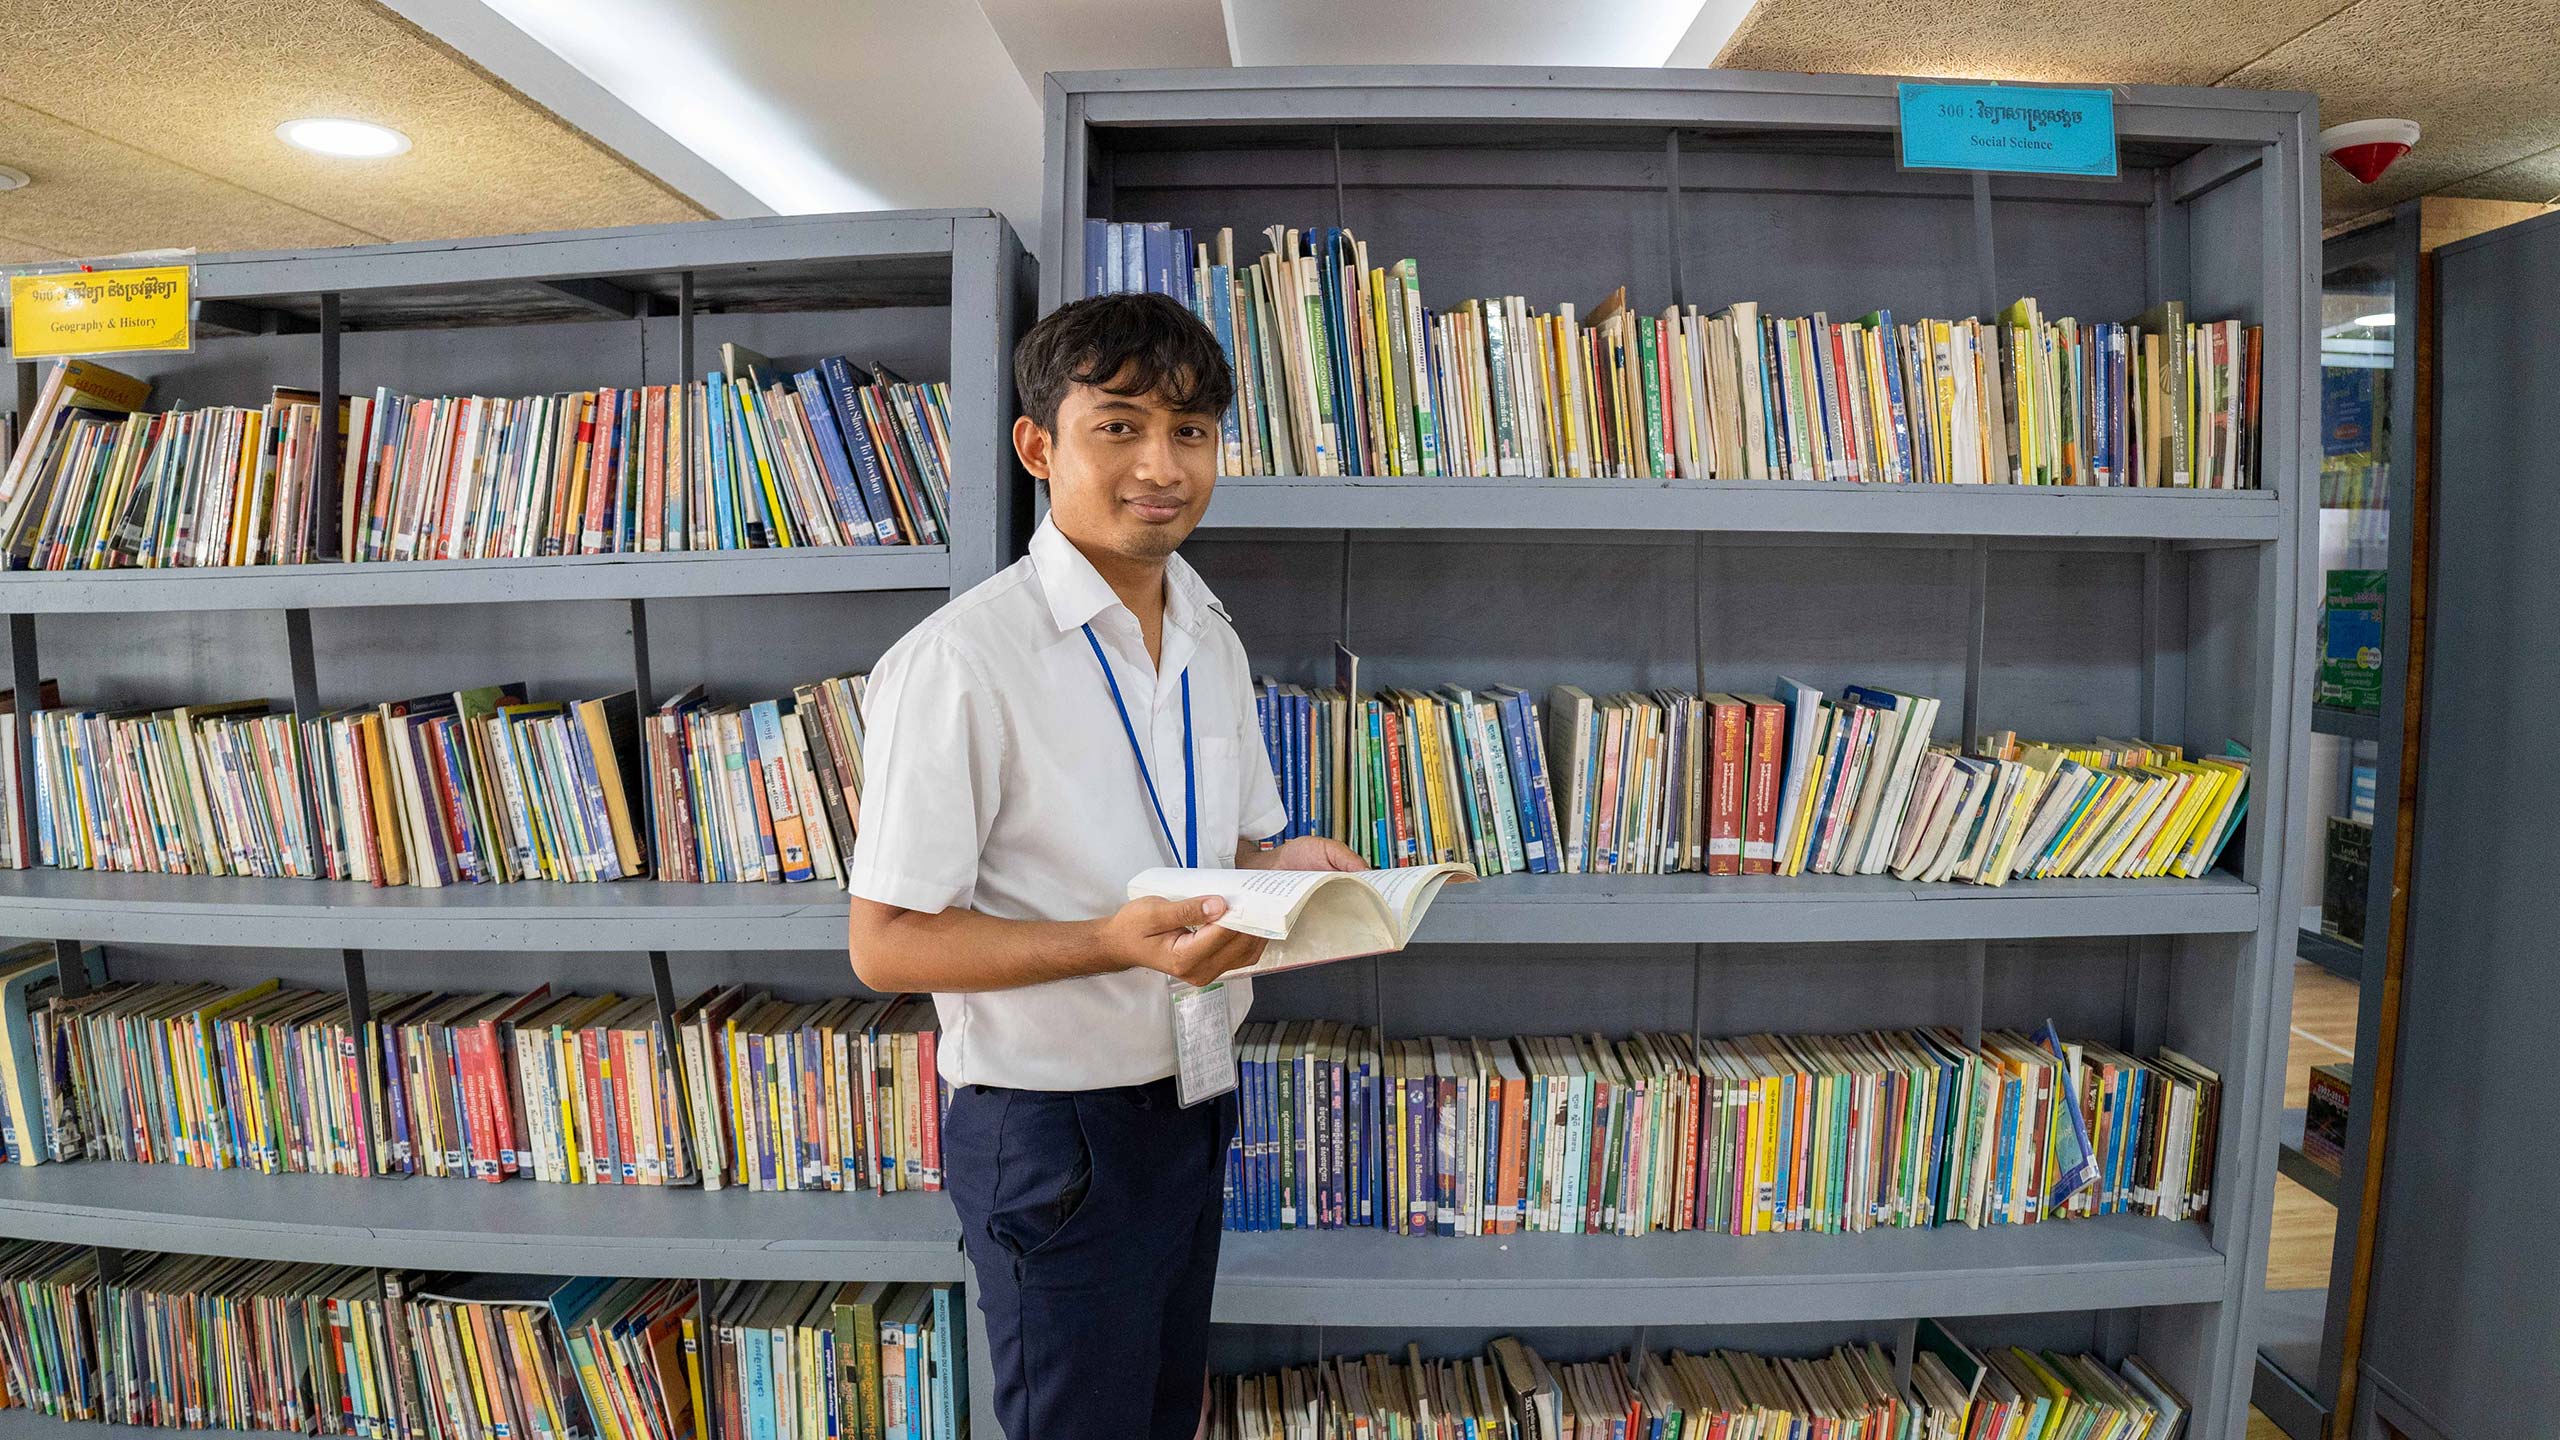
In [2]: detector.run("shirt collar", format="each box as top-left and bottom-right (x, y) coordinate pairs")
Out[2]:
(1029, 514), (1227, 636)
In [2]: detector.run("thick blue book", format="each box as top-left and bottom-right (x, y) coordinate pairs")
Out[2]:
(791, 368), (878, 544)
(932, 1284), (962, 1440)
(1104, 222), (1127, 295)
(1084, 218), (1109, 298)
(1143, 221), (1173, 297)
(1206, 263), (1243, 463)
(819, 357), (903, 544)
(704, 373), (738, 549)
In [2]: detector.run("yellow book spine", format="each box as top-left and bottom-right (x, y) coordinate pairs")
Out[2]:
(683, 1317), (707, 1440)
(1368, 269), (1399, 476)
(1757, 1073), (1781, 1234)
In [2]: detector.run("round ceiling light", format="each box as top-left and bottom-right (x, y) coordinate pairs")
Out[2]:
(0, 166), (29, 192)
(276, 118), (411, 158)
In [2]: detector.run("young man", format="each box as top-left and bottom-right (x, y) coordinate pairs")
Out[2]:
(845, 292), (1364, 1438)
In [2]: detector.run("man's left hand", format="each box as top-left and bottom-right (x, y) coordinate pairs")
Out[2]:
(1244, 835), (1370, 872)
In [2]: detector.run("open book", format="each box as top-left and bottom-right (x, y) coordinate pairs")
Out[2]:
(1126, 863), (1474, 976)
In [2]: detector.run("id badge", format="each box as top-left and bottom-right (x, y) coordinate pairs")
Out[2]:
(1167, 978), (1238, 1107)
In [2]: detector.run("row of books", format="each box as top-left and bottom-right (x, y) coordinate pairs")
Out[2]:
(23, 675), (876, 889)
(337, 350), (953, 560)
(1206, 1324), (2189, 1440)
(645, 676), (871, 885)
(14, 396), (338, 569)
(30, 971), (946, 1195)
(1222, 1022), (2220, 1238)
(1256, 661), (2250, 886)
(0, 1243), (962, 1440)
(1095, 220), (2262, 488)
(0, 352), (952, 572)
(27, 689), (652, 884)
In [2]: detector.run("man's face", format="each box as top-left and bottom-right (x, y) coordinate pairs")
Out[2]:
(1017, 372), (1220, 564)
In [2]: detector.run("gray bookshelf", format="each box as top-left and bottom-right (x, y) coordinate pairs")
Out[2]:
(0, 866), (2258, 950)
(1045, 65), (2315, 1440)
(0, 1162), (965, 1282)
(0, 210), (1032, 1439)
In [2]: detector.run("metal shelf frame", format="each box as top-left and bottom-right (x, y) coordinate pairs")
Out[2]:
(1045, 65), (2318, 1440)
(0, 867), (2259, 951)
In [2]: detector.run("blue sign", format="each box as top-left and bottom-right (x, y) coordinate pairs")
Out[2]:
(1898, 83), (2119, 178)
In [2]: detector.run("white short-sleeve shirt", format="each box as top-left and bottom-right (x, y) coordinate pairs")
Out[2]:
(845, 515), (1289, 1091)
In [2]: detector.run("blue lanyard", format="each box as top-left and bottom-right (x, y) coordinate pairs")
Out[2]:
(1082, 622), (1196, 868)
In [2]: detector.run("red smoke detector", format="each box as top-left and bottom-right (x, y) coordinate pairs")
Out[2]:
(2321, 118), (2421, 184)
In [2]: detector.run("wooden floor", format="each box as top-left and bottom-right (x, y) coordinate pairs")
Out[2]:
(2249, 959), (2362, 1437)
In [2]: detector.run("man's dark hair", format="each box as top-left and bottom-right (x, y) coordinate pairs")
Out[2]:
(1014, 292), (1235, 433)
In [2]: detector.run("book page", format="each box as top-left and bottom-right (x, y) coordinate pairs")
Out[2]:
(1125, 866), (1322, 939)
(1354, 862), (1473, 935)
(1125, 865), (1474, 975)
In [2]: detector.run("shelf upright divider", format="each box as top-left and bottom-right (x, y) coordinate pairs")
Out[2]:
(8, 611), (36, 868)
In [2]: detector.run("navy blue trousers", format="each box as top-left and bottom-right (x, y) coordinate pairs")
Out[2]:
(944, 1077), (1234, 1440)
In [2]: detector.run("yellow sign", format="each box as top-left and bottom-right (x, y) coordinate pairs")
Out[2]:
(8, 265), (193, 359)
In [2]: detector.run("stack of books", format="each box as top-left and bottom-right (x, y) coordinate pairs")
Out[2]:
(10, 395), (338, 569)
(0, 354), (953, 570)
(708, 1279), (967, 1440)
(36, 977), (948, 1196)
(674, 989), (942, 1194)
(23, 676), (876, 887)
(1205, 1325), (2189, 1440)
(1224, 1022), (2220, 1239)
(0, 1243), (392, 1432)
(1094, 219), (2263, 488)
(0, 1241), (108, 1421)
(0, 1246), (969, 1440)
(341, 356), (952, 560)
(28, 688), (649, 884)
(645, 674), (870, 885)
(1256, 663), (2251, 886)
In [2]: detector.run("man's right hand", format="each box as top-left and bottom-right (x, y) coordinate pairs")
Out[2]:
(1103, 895), (1269, 987)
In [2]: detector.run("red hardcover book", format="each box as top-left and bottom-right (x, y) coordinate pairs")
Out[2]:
(917, 1026), (942, 1191)
(610, 1017), (640, 1183)
(450, 1006), (503, 1181)
(640, 386), (669, 552)
(2243, 324), (2263, 488)
(580, 388), (621, 553)
(1592, 706), (1626, 873)
(1828, 323), (1862, 481)
(476, 988), (552, 1178)
(335, 1023), (375, 1179)
(1704, 695), (1747, 875)
(580, 1021), (615, 1185)
(1736, 694), (1787, 875)
(1379, 702), (1414, 865)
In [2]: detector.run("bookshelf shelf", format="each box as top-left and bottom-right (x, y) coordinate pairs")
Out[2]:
(0, 545), (952, 613)
(0, 1417), (289, 1440)
(1212, 1217), (2227, 1327)
(0, 869), (856, 950)
(0, 1162), (966, 1282)
(0, 867), (2255, 949)
(1048, 64), (2315, 1436)
(1414, 871), (2259, 943)
(1199, 476), (2286, 543)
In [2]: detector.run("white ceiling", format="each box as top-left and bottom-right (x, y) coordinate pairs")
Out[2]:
(384, 0), (1737, 241)
(387, 0), (2560, 244)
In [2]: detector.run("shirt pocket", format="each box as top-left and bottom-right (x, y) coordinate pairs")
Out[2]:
(1195, 735), (1243, 865)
